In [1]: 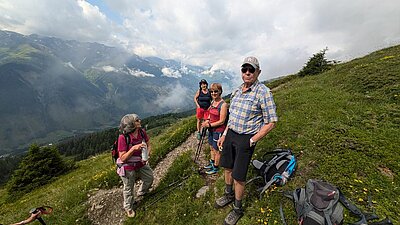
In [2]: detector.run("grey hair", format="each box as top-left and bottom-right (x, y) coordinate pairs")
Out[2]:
(119, 114), (140, 134)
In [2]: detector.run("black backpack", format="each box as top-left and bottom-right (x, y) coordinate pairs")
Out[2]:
(281, 179), (390, 225)
(111, 129), (145, 162)
(247, 149), (297, 199)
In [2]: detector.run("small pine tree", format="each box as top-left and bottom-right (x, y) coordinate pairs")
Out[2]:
(298, 47), (333, 77)
(6, 144), (74, 196)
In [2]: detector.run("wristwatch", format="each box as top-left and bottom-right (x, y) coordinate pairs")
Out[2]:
(250, 138), (257, 147)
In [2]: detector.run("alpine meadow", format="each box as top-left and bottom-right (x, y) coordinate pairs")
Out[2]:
(0, 45), (399, 225)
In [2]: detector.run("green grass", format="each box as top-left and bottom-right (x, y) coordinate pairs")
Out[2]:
(127, 45), (399, 224)
(0, 45), (399, 224)
(0, 116), (196, 224)
(134, 45), (399, 224)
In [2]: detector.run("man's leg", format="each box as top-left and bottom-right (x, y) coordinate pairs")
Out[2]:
(215, 168), (235, 207)
(224, 168), (233, 185)
(234, 180), (245, 202)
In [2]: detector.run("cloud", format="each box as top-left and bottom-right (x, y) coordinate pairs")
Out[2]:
(126, 67), (155, 77)
(161, 67), (182, 78)
(0, 0), (399, 81)
(154, 82), (190, 109)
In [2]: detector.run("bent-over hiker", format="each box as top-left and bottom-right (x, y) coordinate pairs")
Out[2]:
(117, 114), (154, 218)
(201, 83), (228, 175)
(216, 56), (278, 225)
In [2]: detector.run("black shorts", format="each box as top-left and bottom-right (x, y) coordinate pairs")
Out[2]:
(220, 129), (255, 182)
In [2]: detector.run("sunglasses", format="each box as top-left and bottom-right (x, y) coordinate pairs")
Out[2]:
(210, 90), (220, 94)
(241, 67), (256, 74)
(135, 119), (141, 122)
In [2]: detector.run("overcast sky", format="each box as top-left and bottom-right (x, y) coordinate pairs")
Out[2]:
(0, 0), (399, 81)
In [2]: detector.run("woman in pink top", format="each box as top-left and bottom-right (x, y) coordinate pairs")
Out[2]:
(117, 113), (154, 218)
(201, 83), (228, 175)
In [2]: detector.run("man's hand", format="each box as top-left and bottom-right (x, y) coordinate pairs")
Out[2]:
(217, 135), (225, 149)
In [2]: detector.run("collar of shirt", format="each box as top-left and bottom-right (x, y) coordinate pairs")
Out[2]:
(240, 80), (260, 93)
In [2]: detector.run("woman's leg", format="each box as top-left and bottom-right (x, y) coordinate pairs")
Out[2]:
(121, 170), (136, 210)
(138, 165), (154, 195)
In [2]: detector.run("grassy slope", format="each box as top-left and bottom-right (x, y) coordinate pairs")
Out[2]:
(129, 45), (399, 225)
(0, 117), (196, 224)
(0, 45), (399, 225)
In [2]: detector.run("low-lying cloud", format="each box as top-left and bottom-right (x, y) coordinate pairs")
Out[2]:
(0, 0), (399, 81)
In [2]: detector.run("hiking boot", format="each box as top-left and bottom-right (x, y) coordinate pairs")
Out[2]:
(215, 192), (234, 208)
(223, 206), (244, 225)
(205, 166), (219, 175)
(196, 132), (201, 140)
(126, 209), (136, 218)
(203, 160), (214, 169)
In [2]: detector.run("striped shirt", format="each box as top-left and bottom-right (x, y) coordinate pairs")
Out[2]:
(228, 80), (278, 134)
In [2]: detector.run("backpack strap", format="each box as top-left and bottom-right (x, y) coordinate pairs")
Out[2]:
(216, 100), (225, 113)
(258, 177), (278, 199)
(338, 190), (373, 225)
(138, 128), (146, 142)
(294, 188), (307, 220)
(261, 149), (291, 159)
(123, 133), (130, 151)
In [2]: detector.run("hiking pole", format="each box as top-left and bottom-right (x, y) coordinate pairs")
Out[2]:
(194, 128), (207, 163)
(142, 178), (189, 211)
(367, 218), (393, 225)
(142, 175), (190, 200)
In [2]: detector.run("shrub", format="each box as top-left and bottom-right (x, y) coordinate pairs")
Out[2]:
(298, 48), (335, 77)
(6, 144), (75, 196)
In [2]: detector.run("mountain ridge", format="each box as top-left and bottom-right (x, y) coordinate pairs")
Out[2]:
(0, 30), (235, 154)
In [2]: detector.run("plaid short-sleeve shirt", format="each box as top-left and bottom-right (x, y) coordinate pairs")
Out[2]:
(228, 80), (278, 134)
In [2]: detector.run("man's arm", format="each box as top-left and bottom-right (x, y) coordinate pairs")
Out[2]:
(250, 122), (275, 143)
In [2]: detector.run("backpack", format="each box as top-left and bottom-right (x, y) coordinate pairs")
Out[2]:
(247, 149), (297, 199)
(111, 129), (145, 163)
(282, 179), (386, 225)
(289, 179), (344, 225)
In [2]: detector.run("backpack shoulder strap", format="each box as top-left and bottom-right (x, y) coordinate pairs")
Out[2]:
(217, 100), (225, 112)
(258, 177), (278, 199)
(123, 133), (130, 151)
(339, 190), (370, 224)
(138, 128), (146, 142)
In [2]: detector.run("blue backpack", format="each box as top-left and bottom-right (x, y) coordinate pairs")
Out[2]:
(247, 149), (297, 199)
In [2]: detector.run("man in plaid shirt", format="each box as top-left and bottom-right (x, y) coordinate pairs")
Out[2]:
(215, 56), (278, 225)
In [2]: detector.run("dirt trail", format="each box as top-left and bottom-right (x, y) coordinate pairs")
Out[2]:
(86, 132), (212, 225)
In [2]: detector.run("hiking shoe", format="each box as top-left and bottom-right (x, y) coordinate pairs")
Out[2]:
(223, 206), (244, 225)
(203, 160), (214, 169)
(205, 166), (219, 175)
(126, 209), (136, 218)
(196, 132), (201, 140)
(215, 192), (234, 208)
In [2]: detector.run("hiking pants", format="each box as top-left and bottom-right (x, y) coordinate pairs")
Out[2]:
(121, 164), (154, 210)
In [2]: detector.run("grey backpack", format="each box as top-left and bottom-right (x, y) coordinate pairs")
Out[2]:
(290, 179), (343, 225)
(282, 179), (392, 225)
